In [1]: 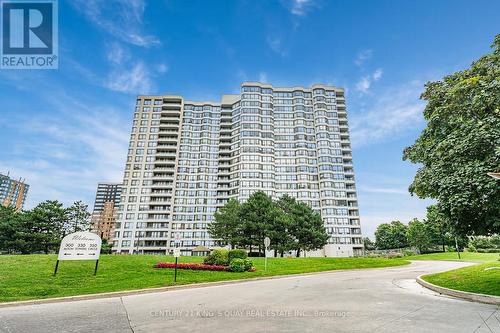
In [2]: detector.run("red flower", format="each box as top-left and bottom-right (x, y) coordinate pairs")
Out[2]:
(154, 262), (229, 271)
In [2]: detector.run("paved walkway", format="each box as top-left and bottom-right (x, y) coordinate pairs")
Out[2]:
(0, 260), (499, 333)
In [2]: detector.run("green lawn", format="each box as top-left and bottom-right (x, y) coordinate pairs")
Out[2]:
(405, 252), (499, 263)
(409, 252), (500, 297)
(422, 262), (500, 296)
(0, 255), (409, 302)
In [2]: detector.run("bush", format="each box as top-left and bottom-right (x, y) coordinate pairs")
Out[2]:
(243, 259), (253, 271)
(203, 249), (229, 266)
(366, 253), (382, 258)
(468, 236), (498, 250)
(386, 252), (404, 259)
(228, 249), (247, 261)
(446, 246), (456, 252)
(402, 250), (416, 256)
(229, 258), (254, 272)
(467, 244), (477, 252)
(476, 248), (500, 253)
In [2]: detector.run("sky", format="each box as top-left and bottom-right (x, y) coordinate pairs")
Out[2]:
(0, 0), (499, 237)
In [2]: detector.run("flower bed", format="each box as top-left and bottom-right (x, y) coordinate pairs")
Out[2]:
(155, 262), (228, 271)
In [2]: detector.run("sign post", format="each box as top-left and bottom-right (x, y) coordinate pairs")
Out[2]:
(264, 237), (271, 272)
(54, 231), (102, 276)
(173, 247), (181, 282)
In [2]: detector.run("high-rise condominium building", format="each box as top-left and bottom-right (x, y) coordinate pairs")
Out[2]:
(113, 82), (363, 257)
(90, 182), (122, 240)
(0, 172), (29, 210)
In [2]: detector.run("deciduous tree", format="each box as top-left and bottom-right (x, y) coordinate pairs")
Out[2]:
(407, 218), (431, 253)
(375, 221), (408, 249)
(403, 35), (500, 235)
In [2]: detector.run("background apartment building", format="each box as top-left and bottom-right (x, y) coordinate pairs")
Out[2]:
(113, 82), (363, 257)
(0, 172), (29, 210)
(90, 182), (122, 240)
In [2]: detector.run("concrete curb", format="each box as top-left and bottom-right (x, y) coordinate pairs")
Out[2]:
(0, 263), (410, 309)
(416, 275), (500, 305)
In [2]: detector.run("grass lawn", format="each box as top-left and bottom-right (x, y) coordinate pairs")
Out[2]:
(405, 252), (499, 263)
(0, 255), (409, 302)
(422, 262), (500, 296)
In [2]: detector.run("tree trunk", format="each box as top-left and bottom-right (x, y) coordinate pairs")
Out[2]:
(296, 248), (301, 257)
(280, 250), (284, 257)
(274, 249), (277, 257)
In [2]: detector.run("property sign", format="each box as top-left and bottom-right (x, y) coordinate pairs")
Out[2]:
(264, 237), (271, 248)
(58, 231), (102, 261)
(174, 232), (181, 244)
(173, 247), (181, 257)
(264, 237), (271, 272)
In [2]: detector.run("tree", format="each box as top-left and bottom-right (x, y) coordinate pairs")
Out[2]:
(209, 199), (242, 248)
(374, 223), (393, 250)
(65, 201), (91, 235)
(239, 191), (280, 255)
(363, 237), (375, 251)
(375, 221), (408, 249)
(403, 35), (500, 235)
(29, 200), (68, 254)
(0, 200), (94, 254)
(425, 204), (453, 251)
(288, 201), (329, 257)
(0, 205), (16, 252)
(208, 192), (329, 257)
(274, 195), (298, 256)
(407, 219), (431, 254)
(100, 239), (112, 254)
(0, 206), (32, 254)
(391, 221), (409, 248)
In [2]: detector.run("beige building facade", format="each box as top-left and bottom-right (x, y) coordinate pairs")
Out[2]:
(113, 82), (363, 257)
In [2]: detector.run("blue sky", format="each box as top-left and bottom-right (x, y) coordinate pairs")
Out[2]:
(1, 0), (499, 237)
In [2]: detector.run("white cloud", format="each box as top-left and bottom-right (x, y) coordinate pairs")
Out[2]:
(355, 68), (383, 94)
(350, 81), (425, 147)
(288, 0), (315, 16)
(259, 72), (268, 83)
(372, 68), (383, 81)
(105, 61), (154, 94)
(106, 42), (130, 65)
(72, 0), (160, 47)
(355, 76), (371, 93)
(354, 49), (373, 66)
(0, 95), (130, 209)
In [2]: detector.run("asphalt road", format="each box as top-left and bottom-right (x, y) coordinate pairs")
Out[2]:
(0, 260), (499, 333)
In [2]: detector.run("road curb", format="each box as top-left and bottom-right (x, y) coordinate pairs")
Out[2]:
(0, 263), (410, 309)
(416, 275), (500, 305)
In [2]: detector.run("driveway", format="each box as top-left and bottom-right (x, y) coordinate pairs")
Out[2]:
(0, 260), (498, 333)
